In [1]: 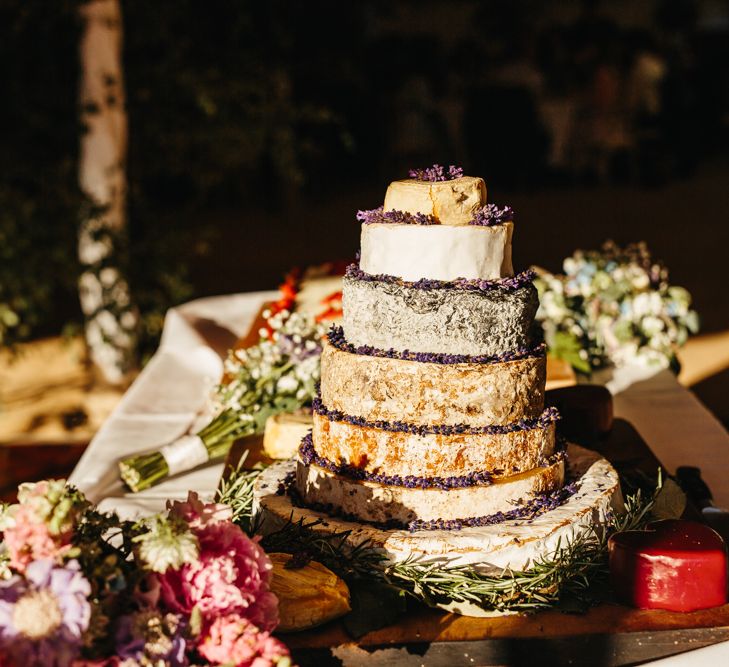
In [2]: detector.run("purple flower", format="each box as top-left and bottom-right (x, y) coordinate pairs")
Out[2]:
(312, 396), (560, 436)
(0, 559), (91, 667)
(115, 610), (188, 666)
(469, 204), (515, 226)
(327, 325), (545, 365)
(356, 207), (437, 225)
(298, 430), (563, 491)
(408, 164), (464, 181)
(344, 263), (536, 292)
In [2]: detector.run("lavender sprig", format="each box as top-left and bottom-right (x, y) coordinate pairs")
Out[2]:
(407, 482), (578, 531)
(345, 264), (536, 292)
(356, 207), (437, 225)
(469, 204), (515, 227)
(313, 397), (559, 436)
(327, 325), (544, 365)
(298, 432), (564, 492)
(283, 461), (573, 531)
(408, 164), (464, 182)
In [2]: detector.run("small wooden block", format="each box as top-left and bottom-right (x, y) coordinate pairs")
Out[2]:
(546, 384), (614, 444)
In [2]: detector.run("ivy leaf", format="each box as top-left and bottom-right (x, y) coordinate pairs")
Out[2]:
(342, 580), (407, 639)
(650, 477), (687, 520)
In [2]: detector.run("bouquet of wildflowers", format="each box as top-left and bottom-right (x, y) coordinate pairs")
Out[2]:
(534, 241), (699, 374)
(0, 480), (292, 666)
(120, 309), (327, 492)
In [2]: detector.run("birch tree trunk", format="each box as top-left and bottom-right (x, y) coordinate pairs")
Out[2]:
(78, 0), (138, 385)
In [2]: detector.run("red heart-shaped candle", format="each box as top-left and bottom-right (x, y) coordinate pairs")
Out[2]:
(608, 519), (728, 612)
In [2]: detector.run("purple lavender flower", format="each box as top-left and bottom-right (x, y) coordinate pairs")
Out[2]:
(312, 396), (560, 436)
(327, 325), (545, 365)
(299, 431), (563, 491)
(0, 559), (91, 667)
(408, 164), (464, 181)
(344, 263), (536, 292)
(469, 204), (515, 226)
(356, 206), (437, 225)
(116, 610), (188, 666)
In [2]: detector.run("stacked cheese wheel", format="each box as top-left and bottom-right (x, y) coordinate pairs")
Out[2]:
(294, 174), (571, 528)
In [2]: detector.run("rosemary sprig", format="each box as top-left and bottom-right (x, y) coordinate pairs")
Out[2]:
(385, 528), (609, 612)
(260, 518), (387, 581)
(382, 474), (671, 613)
(221, 461), (675, 614)
(215, 451), (266, 532)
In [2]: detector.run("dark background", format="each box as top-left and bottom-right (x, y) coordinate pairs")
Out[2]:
(2, 0), (728, 355)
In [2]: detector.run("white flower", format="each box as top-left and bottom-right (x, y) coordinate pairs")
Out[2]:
(135, 515), (199, 573)
(276, 375), (299, 393)
(641, 316), (664, 336)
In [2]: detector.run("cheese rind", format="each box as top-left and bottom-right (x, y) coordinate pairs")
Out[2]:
(342, 274), (538, 356)
(320, 340), (545, 426)
(311, 411), (557, 478)
(383, 176), (487, 226)
(360, 223), (513, 282)
(295, 456), (564, 526)
(253, 444), (622, 574)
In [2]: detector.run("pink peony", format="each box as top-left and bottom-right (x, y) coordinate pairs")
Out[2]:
(158, 500), (278, 632)
(198, 614), (291, 667)
(167, 491), (232, 530)
(2, 505), (72, 573)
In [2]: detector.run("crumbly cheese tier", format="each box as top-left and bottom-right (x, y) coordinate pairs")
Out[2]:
(360, 222), (513, 282)
(294, 456), (564, 526)
(383, 176), (486, 226)
(311, 411), (557, 478)
(320, 339), (545, 426)
(342, 274), (538, 356)
(253, 445), (622, 577)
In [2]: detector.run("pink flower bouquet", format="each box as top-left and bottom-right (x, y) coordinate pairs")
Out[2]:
(0, 483), (292, 667)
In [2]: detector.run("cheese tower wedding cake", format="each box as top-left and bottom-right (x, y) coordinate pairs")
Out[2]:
(254, 165), (621, 575)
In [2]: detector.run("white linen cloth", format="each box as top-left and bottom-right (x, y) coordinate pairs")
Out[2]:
(68, 291), (276, 515)
(70, 292), (729, 514)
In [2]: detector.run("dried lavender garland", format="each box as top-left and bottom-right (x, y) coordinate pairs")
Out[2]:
(345, 264), (536, 292)
(408, 164), (464, 181)
(356, 206), (437, 225)
(469, 204), (515, 226)
(406, 482), (578, 532)
(327, 325), (545, 365)
(281, 462), (577, 532)
(298, 432), (565, 491)
(312, 397), (560, 436)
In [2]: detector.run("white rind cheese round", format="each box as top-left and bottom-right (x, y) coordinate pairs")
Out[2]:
(383, 176), (487, 226)
(360, 222), (513, 282)
(294, 456), (564, 525)
(320, 340), (545, 426)
(253, 444), (622, 575)
(311, 412), (557, 478)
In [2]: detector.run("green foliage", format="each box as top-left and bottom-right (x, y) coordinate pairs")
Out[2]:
(122, 0), (352, 360)
(1, 0), (352, 356)
(0, 1), (82, 347)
